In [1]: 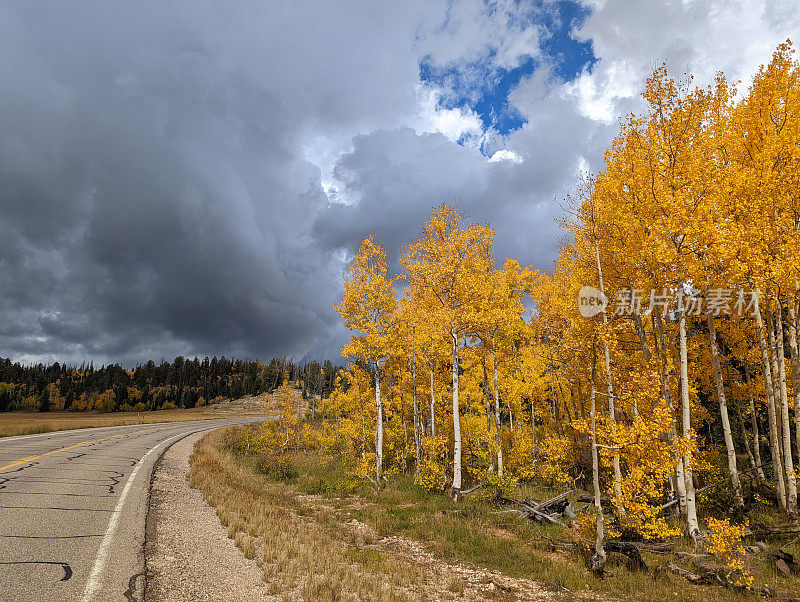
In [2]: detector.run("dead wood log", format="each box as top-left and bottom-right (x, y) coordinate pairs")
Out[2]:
(528, 490), (573, 513)
(576, 494), (616, 511)
(663, 563), (800, 600)
(662, 562), (727, 587)
(611, 540), (672, 553)
(746, 523), (800, 537)
(499, 496), (566, 525)
(605, 541), (646, 569)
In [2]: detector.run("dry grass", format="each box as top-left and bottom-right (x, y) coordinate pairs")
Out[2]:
(191, 426), (791, 601)
(189, 429), (430, 601)
(0, 404), (262, 437)
(189, 428), (557, 601)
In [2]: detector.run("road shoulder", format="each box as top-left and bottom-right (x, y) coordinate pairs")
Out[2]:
(144, 431), (272, 601)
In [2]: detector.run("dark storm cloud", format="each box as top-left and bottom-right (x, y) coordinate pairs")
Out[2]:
(314, 128), (567, 273)
(3, 1), (797, 365)
(0, 0), (431, 364)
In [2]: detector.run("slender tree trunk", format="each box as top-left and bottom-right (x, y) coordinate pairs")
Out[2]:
(678, 286), (700, 540)
(399, 381), (409, 468)
(412, 328), (421, 471)
(749, 394), (766, 481)
(429, 366), (436, 440)
(594, 242), (622, 506)
(482, 360), (493, 444)
(787, 296), (800, 468)
(737, 402), (757, 474)
(654, 310), (687, 513)
(707, 312), (743, 506)
(590, 345), (606, 573)
(775, 300), (798, 514)
(451, 328), (462, 497)
(361, 413), (366, 458)
(375, 365), (383, 491)
(492, 343), (503, 476)
(755, 295), (787, 510)
(744, 366), (766, 481)
(634, 312), (651, 362)
(769, 309), (785, 463)
(633, 311), (651, 421)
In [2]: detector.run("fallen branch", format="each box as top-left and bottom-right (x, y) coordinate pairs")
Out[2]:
(675, 551), (713, 560)
(493, 509), (526, 517)
(662, 562), (800, 600)
(460, 484), (482, 495)
(661, 462), (770, 511)
(524, 504), (565, 526)
(746, 523), (800, 537)
(608, 540), (672, 554)
(532, 535), (574, 551)
(605, 541), (646, 569)
(499, 494), (568, 525)
(530, 490), (573, 513)
(576, 494), (616, 511)
(662, 562), (727, 587)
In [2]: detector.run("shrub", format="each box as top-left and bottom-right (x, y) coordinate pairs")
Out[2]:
(161, 401), (177, 410)
(478, 470), (518, 505)
(704, 517), (752, 587)
(254, 452), (298, 481)
(133, 402), (147, 412)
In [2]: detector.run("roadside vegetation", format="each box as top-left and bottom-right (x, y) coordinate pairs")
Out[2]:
(190, 377), (800, 600)
(190, 424), (559, 601)
(287, 41), (800, 599)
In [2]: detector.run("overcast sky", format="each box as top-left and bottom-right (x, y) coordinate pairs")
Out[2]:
(1, 0), (798, 366)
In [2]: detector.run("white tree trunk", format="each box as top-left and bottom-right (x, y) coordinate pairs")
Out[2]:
(707, 312), (743, 506)
(755, 296), (787, 510)
(678, 286), (700, 540)
(774, 301), (798, 514)
(654, 310), (687, 513)
(786, 296), (800, 468)
(451, 328), (462, 496)
(749, 394), (766, 480)
(590, 346), (606, 573)
(492, 344), (503, 476)
(412, 329), (421, 470)
(744, 367), (766, 481)
(593, 241), (622, 506)
(375, 366), (383, 490)
(429, 366), (436, 440)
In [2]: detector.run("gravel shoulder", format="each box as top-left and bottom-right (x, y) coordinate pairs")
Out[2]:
(145, 431), (273, 601)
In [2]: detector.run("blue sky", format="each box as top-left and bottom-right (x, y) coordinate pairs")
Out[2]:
(419, 0), (596, 141)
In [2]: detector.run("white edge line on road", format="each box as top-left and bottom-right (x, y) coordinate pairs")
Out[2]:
(80, 429), (193, 602)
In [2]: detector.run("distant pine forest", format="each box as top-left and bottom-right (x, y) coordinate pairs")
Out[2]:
(0, 356), (338, 413)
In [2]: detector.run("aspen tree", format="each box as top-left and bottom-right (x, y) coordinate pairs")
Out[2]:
(707, 311), (743, 506)
(774, 299), (798, 513)
(401, 206), (495, 499)
(754, 294), (788, 509)
(335, 235), (397, 490)
(590, 343), (606, 573)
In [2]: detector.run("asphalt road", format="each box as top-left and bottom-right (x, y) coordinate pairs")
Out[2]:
(0, 417), (260, 601)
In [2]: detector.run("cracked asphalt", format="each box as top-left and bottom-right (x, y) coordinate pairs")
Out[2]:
(0, 418), (259, 602)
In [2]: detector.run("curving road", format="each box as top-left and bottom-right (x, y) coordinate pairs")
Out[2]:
(0, 417), (259, 601)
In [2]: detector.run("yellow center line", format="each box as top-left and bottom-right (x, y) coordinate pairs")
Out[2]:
(0, 428), (154, 472)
